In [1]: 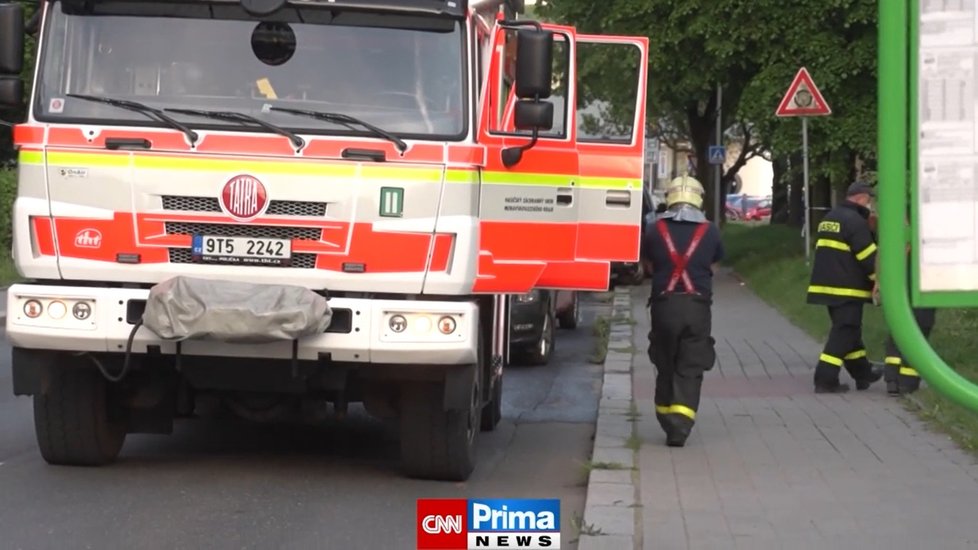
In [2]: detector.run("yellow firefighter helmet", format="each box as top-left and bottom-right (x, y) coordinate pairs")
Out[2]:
(665, 174), (705, 210)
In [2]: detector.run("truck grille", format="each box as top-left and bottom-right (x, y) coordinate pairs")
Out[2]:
(168, 248), (318, 269)
(162, 196), (327, 217)
(165, 222), (323, 241)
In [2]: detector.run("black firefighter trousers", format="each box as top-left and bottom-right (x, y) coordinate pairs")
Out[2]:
(814, 301), (875, 389)
(884, 307), (936, 393)
(647, 293), (716, 443)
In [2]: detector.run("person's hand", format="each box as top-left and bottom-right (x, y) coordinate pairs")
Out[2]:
(872, 281), (881, 305)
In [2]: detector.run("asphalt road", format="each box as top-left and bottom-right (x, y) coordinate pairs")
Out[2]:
(0, 295), (610, 550)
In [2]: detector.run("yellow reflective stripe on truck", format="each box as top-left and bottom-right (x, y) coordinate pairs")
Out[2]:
(23, 150), (638, 189)
(482, 171), (639, 189)
(21, 150), (483, 183)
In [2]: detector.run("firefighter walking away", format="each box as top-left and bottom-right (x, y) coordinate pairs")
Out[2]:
(641, 175), (724, 447)
(807, 181), (884, 393)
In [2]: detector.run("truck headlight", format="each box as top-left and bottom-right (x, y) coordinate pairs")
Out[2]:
(438, 316), (457, 335)
(48, 300), (67, 319)
(72, 301), (92, 321)
(389, 314), (407, 333)
(23, 299), (42, 319)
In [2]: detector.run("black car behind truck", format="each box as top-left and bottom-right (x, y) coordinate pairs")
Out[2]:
(508, 290), (579, 366)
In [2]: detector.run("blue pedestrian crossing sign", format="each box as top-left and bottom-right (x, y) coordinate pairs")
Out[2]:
(708, 146), (725, 165)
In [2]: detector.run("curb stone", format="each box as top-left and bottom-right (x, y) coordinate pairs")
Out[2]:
(578, 286), (638, 550)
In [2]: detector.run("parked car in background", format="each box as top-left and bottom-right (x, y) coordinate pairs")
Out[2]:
(508, 290), (579, 366)
(726, 193), (747, 220)
(743, 197), (772, 221)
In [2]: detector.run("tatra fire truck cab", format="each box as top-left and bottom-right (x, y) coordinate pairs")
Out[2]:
(0, 0), (649, 481)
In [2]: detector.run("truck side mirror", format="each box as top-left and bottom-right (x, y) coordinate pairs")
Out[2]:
(0, 75), (23, 108)
(502, 28), (555, 168)
(513, 100), (553, 131)
(514, 29), (553, 100)
(0, 2), (25, 75)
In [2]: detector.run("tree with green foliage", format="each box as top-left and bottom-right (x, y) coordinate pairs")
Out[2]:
(539, 0), (878, 226)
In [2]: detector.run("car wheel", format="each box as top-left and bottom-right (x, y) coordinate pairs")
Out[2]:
(557, 293), (580, 330)
(525, 310), (555, 366)
(622, 262), (646, 286)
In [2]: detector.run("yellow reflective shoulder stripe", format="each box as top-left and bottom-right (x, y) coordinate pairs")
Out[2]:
(816, 238), (851, 252)
(819, 353), (844, 367)
(899, 367), (920, 377)
(844, 349), (867, 360)
(856, 243), (877, 261)
(654, 404), (696, 420)
(807, 285), (872, 299)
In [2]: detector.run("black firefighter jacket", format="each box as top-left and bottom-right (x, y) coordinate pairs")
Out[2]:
(806, 200), (877, 306)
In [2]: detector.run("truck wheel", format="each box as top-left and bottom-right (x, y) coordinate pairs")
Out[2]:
(400, 369), (479, 481)
(33, 362), (127, 466)
(557, 293), (580, 330)
(480, 373), (502, 432)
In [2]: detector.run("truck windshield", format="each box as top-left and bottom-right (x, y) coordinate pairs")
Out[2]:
(34, 2), (466, 140)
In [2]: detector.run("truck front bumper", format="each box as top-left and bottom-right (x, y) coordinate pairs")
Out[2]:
(6, 284), (478, 365)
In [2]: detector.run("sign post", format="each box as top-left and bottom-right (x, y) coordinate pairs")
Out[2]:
(776, 67), (832, 263)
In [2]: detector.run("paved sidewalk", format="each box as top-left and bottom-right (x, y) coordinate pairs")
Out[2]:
(579, 269), (978, 550)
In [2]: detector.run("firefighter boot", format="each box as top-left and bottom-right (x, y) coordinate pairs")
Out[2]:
(884, 358), (901, 395)
(898, 366), (922, 394)
(855, 363), (884, 391)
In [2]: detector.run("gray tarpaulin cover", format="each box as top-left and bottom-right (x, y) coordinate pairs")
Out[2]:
(142, 277), (332, 343)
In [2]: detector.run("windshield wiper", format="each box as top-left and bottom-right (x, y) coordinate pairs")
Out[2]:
(269, 107), (408, 154)
(165, 108), (306, 150)
(67, 94), (199, 145)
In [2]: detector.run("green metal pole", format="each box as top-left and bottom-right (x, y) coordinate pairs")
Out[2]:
(878, 0), (978, 411)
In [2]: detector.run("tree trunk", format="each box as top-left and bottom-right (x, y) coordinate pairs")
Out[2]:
(687, 112), (718, 222)
(787, 151), (804, 228)
(771, 154), (789, 224)
(810, 154), (833, 235)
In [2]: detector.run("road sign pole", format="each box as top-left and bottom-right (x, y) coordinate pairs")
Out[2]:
(775, 66), (831, 263)
(802, 116), (811, 263)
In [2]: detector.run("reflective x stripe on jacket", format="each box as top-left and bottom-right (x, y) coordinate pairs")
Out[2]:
(657, 219), (710, 294)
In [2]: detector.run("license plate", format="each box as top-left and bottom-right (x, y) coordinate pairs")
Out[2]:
(191, 235), (292, 266)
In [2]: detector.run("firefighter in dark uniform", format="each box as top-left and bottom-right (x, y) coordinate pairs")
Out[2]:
(876, 218), (937, 395)
(641, 175), (724, 447)
(807, 181), (884, 393)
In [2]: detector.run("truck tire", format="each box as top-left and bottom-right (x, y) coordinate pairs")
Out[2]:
(33, 363), (127, 466)
(400, 369), (480, 481)
(480, 373), (502, 432)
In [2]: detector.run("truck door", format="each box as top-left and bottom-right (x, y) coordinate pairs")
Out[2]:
(572, 35), (650, 276)
(474, 23), (581, 294)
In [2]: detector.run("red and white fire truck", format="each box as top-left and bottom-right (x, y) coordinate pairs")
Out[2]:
(0, 0), (648, 481)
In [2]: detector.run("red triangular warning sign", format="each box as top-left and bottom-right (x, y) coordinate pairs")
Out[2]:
(776, 67), (831, 117)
